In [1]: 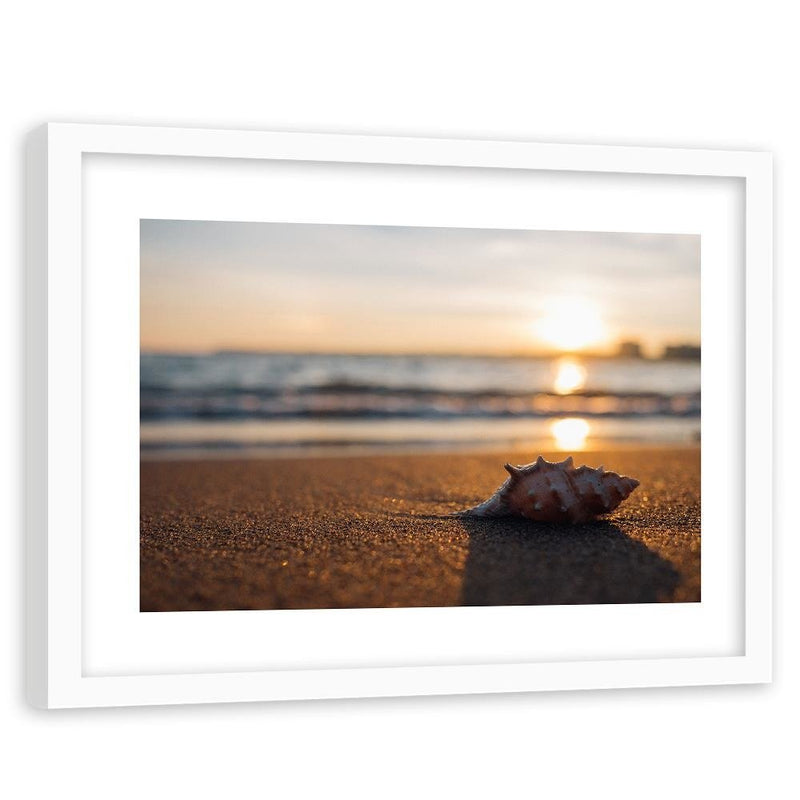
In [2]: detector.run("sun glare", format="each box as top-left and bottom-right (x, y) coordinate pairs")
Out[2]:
(535, 297), (610, 352)
(551, 417), (590, 450)
(553, 358), (587, 395)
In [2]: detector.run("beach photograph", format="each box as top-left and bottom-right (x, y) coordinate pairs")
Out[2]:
(140, 221), (701, 611)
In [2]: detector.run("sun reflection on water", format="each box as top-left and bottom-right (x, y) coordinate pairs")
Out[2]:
(550, 417), (590, 450)
(553, 357), (587, 395)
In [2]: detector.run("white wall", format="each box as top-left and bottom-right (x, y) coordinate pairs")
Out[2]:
(2, 2), (795, 797)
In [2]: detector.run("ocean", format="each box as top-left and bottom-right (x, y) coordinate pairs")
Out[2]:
(140, 352), (700, 459)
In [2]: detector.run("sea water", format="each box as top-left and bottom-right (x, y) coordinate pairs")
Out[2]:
(140, 352), (700, 458)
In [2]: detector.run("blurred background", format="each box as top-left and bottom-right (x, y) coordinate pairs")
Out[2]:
(141, 221), (700, 458)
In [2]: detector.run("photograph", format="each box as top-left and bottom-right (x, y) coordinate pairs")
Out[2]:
(140, 220), (701, 611)
(10, 6), (785, 794)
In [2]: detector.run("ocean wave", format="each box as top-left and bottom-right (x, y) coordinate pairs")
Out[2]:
(141, 352), (701, 422)
(140, 387), (700, 421)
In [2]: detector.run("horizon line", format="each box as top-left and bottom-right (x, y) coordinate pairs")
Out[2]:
(140, 345), (701, 361)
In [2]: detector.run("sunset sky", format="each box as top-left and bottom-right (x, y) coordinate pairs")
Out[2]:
(140, 220), (700, 357)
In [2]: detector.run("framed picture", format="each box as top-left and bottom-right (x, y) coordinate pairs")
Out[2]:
(26, 124), (772, 708)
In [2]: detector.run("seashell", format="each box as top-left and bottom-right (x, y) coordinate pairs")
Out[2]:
(458, 455), (639, 524)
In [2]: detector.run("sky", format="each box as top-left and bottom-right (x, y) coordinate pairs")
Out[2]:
(140, 220), (700, 357)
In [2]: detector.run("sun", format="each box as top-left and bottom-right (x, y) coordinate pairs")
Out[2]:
(534, 296), (610, 352)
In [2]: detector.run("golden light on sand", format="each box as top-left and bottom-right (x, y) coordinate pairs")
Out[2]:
(535, 297), (610, 352)
(551, 417), (590, 450)
(553, 357), (587, 395)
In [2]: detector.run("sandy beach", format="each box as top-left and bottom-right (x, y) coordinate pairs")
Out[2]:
(140, 446), (700, 610)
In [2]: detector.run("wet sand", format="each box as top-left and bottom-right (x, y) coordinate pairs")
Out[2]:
(140, 447), (700, 611)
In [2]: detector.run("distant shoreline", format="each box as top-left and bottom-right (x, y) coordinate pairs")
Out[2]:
(140, 348), (701, 362)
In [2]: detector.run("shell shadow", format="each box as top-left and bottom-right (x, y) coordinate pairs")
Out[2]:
(457, 516), (680, 605)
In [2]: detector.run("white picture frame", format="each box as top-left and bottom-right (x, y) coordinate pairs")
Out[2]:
(26, 123), (772, 708)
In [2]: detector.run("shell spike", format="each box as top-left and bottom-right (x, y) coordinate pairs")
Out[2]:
(560, 456), (574, 469)
(535, 455), (546, 467)
(504, 463), (524, 481)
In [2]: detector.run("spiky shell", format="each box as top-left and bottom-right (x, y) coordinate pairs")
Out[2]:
(459, 455), (639, 524)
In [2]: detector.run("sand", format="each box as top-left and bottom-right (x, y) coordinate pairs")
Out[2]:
(140, 447), (700, 611)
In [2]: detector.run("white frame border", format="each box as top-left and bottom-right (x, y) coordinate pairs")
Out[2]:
(26, 124), (772, 708)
